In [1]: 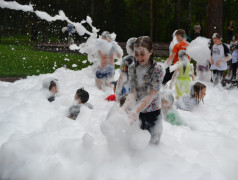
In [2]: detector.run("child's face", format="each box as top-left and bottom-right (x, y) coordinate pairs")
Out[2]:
(74, 94), (82, 104)
(213, 38), (222, 45)
(176, 35), (183, 42)
(198, 88), (206, 99)
(134, 47), (152, 66)
(50, 86), (58, 94)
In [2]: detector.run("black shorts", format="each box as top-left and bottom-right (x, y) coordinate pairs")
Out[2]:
(139, 110), (161, 133)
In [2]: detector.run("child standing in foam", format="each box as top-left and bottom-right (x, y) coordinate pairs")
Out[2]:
(169, 50), (195, 99)
(68, 88), (93, 120)
(95, 31), (122, 90)
(115, 38), (136, 101)
(163, 29), (190, 85)
(176, 82), (206, 112)
(230, 34), (238, 80)
(210, 33), (232, 85)
(123, 36), (165, 144)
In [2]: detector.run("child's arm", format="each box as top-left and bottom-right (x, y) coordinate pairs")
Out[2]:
(129, 89), (158, 123)
(169, 69), (179, 89)
(122, 88), (136, 111)
(164, 52), (176, 68)
(190, 64), (195, 81)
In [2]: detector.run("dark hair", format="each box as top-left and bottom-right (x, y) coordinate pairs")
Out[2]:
(111, 81), (117, 87)
(175, 29), (186, 38)
(191, 82), (206, 103)
(119, 95), (128, 107)
(49, 81), (57, 91)
(134, 36), (155, 67)
(76, 88), (89, 103)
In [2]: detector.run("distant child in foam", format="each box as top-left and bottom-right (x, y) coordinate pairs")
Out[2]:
(161, 91), (185, 126)
(210, 33), (232, 85)
(95, 31), (122, 90)
(68, 88), (93, 120)
(115, 37), (136, 101)
(163, 29), (190, 85)
(176, 82), (206, 112)
(169, 50), (195, 99)
(42, 78), (58, 102)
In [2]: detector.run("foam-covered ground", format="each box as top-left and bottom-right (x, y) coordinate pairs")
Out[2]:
(0, 66), (238, 180)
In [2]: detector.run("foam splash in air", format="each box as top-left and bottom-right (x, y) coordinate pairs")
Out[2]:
(186, 37), (211, 65)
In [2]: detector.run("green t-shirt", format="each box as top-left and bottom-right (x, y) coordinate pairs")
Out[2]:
(165, 108), (185, 126)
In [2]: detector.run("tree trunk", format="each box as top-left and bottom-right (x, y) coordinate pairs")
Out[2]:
(176, 0), (181, 28)
(149, 0), (153, 40)
(206, 0), (223, 38)
(165, 0), (169, 41)
(188, 0), (193, 37)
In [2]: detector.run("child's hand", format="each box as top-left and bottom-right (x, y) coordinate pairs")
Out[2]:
(211, 58), (214, 65)
(128, 111), (138, 125)
(216, 60), (222, 67)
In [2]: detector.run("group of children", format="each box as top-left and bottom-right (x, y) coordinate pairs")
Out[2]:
(41, 28), (237, 144)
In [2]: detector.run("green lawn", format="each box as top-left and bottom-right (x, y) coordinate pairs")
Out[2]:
(0, 36), (167, 77)
(0, 36), (90, 77)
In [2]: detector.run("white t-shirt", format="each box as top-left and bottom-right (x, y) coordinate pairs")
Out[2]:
(211, 43), (230, 71)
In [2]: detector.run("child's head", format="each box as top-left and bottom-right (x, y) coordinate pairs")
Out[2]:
(229, 20), (233, 25)
(161, 92), (174, 110)
(126, 37), (137, 56)
(74, 88), (89, 104)
(101, 31), (111, 42)
(111, 81), (117, 93)
(212, 33), (222, 44)
(134, 36), (154, 66)
(190, 82), (206, 102)
(178, 50), (188, 62)
(49, 81), (58, 94)
(175, 29), (186, 42)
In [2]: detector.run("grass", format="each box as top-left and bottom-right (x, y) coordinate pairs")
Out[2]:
(0, 36), (90, 77)
(0, 36), (167, 77)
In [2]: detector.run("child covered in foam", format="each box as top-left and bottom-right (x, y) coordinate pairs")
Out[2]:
(95, 31), (122, 90)
(42, 77), (58, 102)
(176, 82), (206, 112)
(115, 38), (136, 101)
(68, 88), (93, 120)
(161, 91), (184, 126)
(169, 50), (195, 99)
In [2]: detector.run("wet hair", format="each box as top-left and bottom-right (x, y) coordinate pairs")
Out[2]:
(49, 81), (57, 91)
(190, 82), (206, 103)
(134, 36), (155, 67)
(111, 81), (117, 88)
(212, 33), (222, 39)
(76, 88), (89, 103)
(175, 29), (186, 38)
(119, 94), (128, 107)
(101, 31), (111, 40)
(161, 93), (174, 104)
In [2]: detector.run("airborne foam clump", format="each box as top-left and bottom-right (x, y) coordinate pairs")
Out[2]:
(186, 37), (211, 65)
(0, 0), (33, 12)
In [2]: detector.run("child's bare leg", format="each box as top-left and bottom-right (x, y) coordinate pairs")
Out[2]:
(96, 78), (102, 90)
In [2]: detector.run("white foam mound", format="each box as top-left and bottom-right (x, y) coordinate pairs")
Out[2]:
(0, 67), (238, 180)
(186, 37), (211, 65)
(101, 104), (151, 152)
